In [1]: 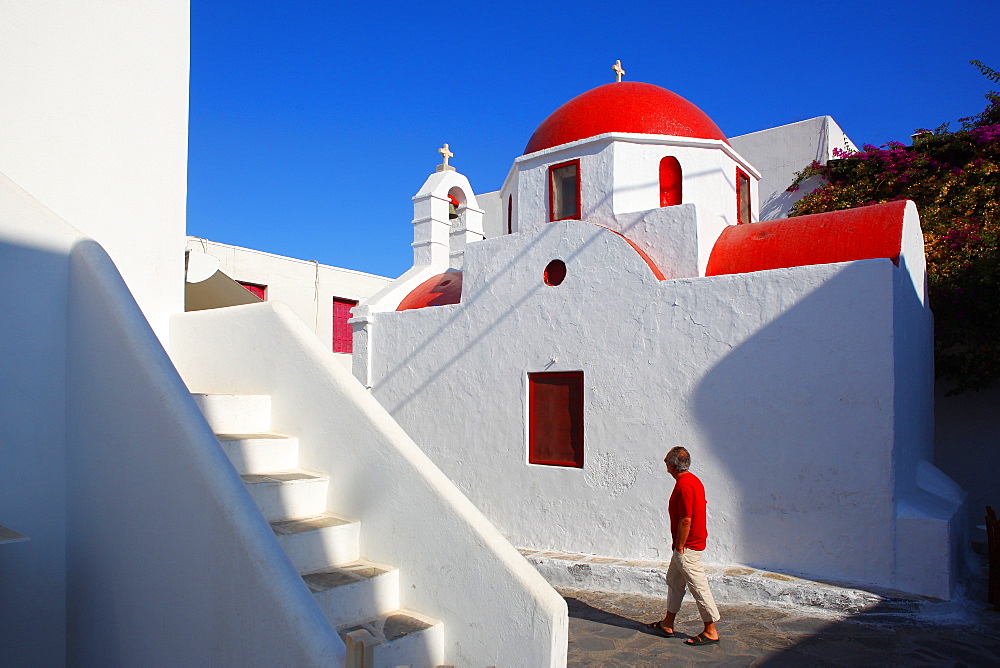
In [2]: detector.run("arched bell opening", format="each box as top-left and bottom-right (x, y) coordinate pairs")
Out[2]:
(448, 186), (468, 222)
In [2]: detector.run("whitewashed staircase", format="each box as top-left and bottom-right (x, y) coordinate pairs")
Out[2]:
(192, 393), (445, 668)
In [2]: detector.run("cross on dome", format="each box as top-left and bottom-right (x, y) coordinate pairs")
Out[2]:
(437, 143), (455, 172)
(612, 60), (626, 83)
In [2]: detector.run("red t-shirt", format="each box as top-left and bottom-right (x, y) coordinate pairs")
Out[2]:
(668, 472), (708, 551)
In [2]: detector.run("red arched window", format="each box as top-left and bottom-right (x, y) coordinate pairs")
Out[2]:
(659, 156), (682, 207)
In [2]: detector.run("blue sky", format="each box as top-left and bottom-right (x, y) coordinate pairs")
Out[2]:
(187, 1), (1000, 279)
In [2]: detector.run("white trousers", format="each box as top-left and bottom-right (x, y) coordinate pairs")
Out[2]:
(665, 549), (721, 623)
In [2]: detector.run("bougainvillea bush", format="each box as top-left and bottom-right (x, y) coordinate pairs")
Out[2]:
(788, 63), (1000, 393)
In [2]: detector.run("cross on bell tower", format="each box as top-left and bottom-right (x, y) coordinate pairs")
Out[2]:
(436, 143), (455, 172)
(612, 59), (626, 83)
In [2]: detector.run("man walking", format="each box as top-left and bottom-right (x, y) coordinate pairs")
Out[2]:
(646, 446), (721, 646)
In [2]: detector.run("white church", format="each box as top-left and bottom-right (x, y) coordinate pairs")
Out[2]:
(355, 77), (962, 602)
(0, 3), (975, 667)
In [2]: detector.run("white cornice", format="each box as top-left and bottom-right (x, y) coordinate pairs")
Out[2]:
(510, 133), (762, 179)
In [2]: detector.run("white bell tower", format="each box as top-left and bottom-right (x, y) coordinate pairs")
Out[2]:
(351, 143), (485, 387)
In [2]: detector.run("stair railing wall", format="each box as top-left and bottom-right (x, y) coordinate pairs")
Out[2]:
(170, 301), (569, 668)
(63, 232), (346, 663)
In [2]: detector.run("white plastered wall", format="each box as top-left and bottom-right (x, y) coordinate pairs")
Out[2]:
(478, 190), (504, 238)
(0, 1), (189, 344)
(364, 218), (955, 598)
(185, 237), (392, 353)
(730, 116), (857, 221)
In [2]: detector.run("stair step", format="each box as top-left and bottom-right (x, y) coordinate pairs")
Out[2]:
(194, 393), (443, 667)
(192, 393), (271, 433)
(241, 469), (328, 522)
(217, 432), (298, 475)
(305, 560), (400, 628)
(338, 610), (444, 668)
(271, 512), (360, 573)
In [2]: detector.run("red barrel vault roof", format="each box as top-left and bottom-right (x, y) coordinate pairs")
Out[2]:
(397, 272), (463, 311)
(705, 201), (909, 276)
(524, 82), (729, 155)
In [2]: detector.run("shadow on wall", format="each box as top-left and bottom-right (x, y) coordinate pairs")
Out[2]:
(935, 382), (1000, 526)
(0, 240), (71, 667)
(758, 175), (828, 222)
(690, 260), (917, 588)
(380, 221), (612, 416)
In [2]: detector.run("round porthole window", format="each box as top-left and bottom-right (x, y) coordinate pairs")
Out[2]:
(544, 259), (566, 286)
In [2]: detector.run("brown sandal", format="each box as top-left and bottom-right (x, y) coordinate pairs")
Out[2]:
(644, 621), (675, 638)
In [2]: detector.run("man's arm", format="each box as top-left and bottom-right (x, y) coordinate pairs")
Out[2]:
(674, 517), (692, 554)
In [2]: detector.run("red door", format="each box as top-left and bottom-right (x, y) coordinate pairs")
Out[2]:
(332, 297), (358, 353)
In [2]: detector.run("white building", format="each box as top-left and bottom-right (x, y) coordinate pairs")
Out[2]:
(355, 81), (965, 600)
(729, 115), (857, 221)
(185, 236), (393, 365)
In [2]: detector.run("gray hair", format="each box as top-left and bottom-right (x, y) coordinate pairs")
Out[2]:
(665, 446), (690, 472)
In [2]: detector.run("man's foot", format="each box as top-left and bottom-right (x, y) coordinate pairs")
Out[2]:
(644, 621), (675, 638)
(685, 632), (720, 646)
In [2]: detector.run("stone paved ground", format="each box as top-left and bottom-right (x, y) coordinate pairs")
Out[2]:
(562, 588), (1000, 667)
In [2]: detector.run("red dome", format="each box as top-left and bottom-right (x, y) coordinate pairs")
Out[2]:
(397, 272), (463, 311)
(524, 82), (728, 155)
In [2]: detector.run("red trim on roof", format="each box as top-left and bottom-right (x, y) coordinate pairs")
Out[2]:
(524, 82), (729, 155)
(595, 225), (666, 281)
(705, 201), (908, 277)
(396, 272), (464, 311)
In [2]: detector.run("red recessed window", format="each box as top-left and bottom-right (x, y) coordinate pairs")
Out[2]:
(238, 281), (267, 300)
(507, 195), (513, 235)
(332, 297), (358, 353)
(659, 156), (682, 207)
(528, 371), (584, 468)
(737, 169), (751, 225)
(549, 160), (581, 222)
